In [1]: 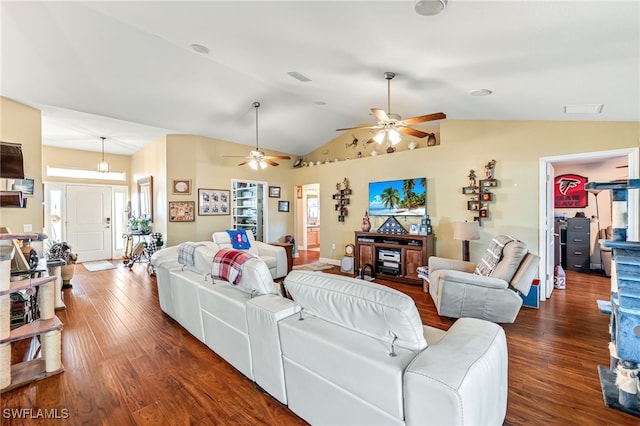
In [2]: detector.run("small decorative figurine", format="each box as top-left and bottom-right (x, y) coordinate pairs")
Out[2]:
(485, 160), (496, 179)
(468, 169), (477, 187)
(361, 211), (371, 232)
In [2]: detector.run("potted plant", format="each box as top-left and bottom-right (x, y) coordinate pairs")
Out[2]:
(47, 242), (78, 289)
(128, 217), (140, 232)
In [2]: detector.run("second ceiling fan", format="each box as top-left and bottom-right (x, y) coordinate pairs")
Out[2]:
(226, 102), (291, 169)
(337, 72), (446, 146)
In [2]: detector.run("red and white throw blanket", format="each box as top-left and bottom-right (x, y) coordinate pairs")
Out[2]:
(211, 248), (256, 285)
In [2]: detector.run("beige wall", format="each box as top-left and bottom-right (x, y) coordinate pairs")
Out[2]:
(42, 146), (131, 185)
(131, 136), (167, 237)
(0, 98), (43, 234)
(162, 134), (294, 246)
(6, 93), (638, 264)
(290, 120), (639, 262)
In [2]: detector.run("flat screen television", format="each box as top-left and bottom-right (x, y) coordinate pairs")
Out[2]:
(368, 178), (426, 216)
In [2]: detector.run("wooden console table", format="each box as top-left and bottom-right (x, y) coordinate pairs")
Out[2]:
(354, 232), (435, 286)
(270, 242), (293, 276)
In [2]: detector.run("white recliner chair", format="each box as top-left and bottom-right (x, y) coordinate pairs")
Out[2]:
(212, 230), (288, 279)
(428, 237), (540, 323)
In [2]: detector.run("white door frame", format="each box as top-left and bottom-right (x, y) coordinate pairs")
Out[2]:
(44, 182), (130, 261)
(538, 147), (639, 301)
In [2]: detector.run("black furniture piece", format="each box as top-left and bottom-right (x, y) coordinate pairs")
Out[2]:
(565, 217), (590, 272)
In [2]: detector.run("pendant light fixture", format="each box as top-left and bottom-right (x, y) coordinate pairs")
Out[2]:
(98, 137), (109, 173)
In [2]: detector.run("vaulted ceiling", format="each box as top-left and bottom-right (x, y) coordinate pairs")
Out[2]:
(2, 1), (638, 156)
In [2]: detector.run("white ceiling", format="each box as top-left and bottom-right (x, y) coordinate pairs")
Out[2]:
(1, 1), (638, 157)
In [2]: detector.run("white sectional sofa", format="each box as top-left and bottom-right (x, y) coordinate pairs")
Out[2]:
(152, 243), (509, 425)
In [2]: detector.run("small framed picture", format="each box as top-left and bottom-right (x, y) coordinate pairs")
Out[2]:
(278, 201), (290, 212)
(269, 186), (281, 198)
(296, 185), (302, 199)
(198, 188), (229, 216)
(409, 223), (420, 234)
(479, 209), (489, 218)
(481, 192), (493, 201)
(467, 201), (480, 211)
(172, 179), (192, 195)
(11, 178), (35, 196)
(169, 201), (195, 222)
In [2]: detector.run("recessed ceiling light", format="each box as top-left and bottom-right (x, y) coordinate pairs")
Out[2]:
(190, 44), (210, 54)
(287, 71), (312, 82)
(414, 0), (448, 16)
(469, 89), (492, 97)
(563, 104), (604, 114)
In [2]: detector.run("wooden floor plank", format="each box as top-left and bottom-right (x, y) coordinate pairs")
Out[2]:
(1, 254), (637, 425)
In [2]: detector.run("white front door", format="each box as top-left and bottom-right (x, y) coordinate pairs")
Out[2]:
(66, 185), (113, 262)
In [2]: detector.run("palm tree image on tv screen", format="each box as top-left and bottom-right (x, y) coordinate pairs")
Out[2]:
(368, 178), (426, 216)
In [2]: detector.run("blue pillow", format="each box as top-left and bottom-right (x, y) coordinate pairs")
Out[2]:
(226, 229), (251, 250)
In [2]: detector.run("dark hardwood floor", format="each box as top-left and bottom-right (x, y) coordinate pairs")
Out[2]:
(2, 252), (636, 425)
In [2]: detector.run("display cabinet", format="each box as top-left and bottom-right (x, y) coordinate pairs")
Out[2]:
(232, 181), (263, 241)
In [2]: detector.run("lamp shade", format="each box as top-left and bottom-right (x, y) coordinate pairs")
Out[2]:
(453, 221), (480, 241)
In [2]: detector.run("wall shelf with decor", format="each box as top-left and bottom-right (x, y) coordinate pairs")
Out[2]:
(333, 178), (351, 222)
(462, 161), (497, 225)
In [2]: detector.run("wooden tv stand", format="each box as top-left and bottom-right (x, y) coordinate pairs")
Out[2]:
(354, 232), (435, 286)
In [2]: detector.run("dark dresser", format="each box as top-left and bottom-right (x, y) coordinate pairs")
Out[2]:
(565, 217), (590, 272)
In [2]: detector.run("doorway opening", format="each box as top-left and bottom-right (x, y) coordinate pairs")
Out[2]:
(538, 147), (639, 301)
(299, 183), (320, 252)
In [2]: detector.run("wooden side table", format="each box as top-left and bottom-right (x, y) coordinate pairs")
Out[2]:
(270, 242), (293, 275)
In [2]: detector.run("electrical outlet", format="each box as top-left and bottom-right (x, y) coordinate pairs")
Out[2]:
(23, 224), (32, 232)
(331, 243), (336, 250)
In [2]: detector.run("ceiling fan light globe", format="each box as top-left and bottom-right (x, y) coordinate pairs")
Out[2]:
(259, 160), (267, 170)
(249, 160), (259, 170)
(374, 131), (385, 144)
(389, 128), (401, 144)
(414, 0), (447, 16)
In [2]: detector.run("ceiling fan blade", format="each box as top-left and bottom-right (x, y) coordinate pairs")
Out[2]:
(365, 136), (378, 144)
(397, 127), (430, 138)
(265, 155), (291, 160)
(371, 108), (390, 122)
(223, 155), (250, 158)
(337, 124), (379, 132)
(400, 112), (447, 125)
(237, 160), (252, 166)
(263, 159), (279, 167)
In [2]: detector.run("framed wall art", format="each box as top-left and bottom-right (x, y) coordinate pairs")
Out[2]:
(169, 201), (195, 222)
(278, 201), (290, 212)
(172, 179), (192, 195)
(269, 186), (281, 198)
(198, 188), (229, 216)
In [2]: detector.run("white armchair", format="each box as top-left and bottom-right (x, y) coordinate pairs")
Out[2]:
(428, 239), (540, 323)
(212, 230), (288, 279)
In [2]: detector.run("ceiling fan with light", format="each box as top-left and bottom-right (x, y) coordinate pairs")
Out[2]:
(337, 72), (446, 146)
(225, 102), (291, 169)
